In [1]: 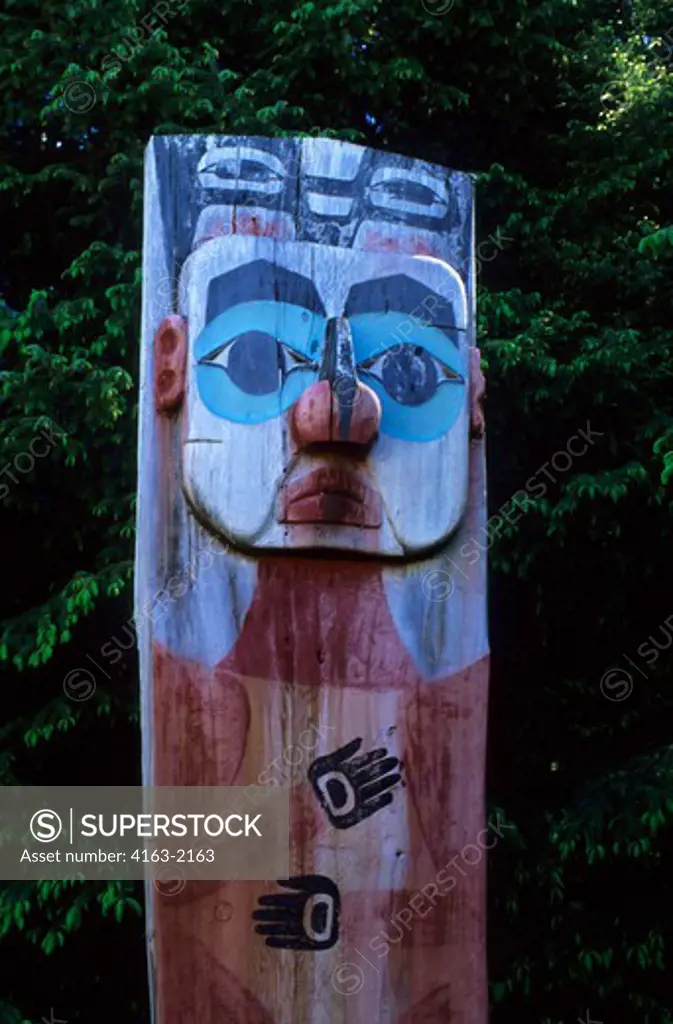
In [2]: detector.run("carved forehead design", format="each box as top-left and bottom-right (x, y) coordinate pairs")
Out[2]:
(151, 136), (472, 267)
(196, 144), (286, 194)
(190, 140), (456, 246)
(367, 166), (450, 220)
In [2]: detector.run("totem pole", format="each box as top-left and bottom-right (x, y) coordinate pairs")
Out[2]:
(136, 136), (488, 1024)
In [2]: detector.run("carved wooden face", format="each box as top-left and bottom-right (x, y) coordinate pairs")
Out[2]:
(179, 235), (468, 558)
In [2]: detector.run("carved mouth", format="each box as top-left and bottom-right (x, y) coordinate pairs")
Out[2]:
(278, 467), (382, 528)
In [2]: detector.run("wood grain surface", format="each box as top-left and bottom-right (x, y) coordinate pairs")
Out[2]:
(136, 135), (489, 1024)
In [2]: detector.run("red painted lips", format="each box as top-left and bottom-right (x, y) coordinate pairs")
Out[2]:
(279, 467), (382, 528)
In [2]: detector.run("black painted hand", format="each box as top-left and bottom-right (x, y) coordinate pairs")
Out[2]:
(252, 875), (340, 951)
(308, 737), (402, 829)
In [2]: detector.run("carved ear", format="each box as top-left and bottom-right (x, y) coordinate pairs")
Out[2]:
(154, 315), (187, 414)
(469, 346), (486, 440)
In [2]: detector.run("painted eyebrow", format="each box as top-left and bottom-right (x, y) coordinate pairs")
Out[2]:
(206, 260), (325, 322)
(343, 275), (462, 330)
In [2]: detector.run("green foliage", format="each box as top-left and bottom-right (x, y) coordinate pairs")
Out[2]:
(0, 0), (672, 1019)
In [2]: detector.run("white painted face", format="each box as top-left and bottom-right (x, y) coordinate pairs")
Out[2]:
(179, 235), (469, 558)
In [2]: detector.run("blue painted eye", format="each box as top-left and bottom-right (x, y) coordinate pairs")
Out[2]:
(360, 343), (462, 407)
(194, 301), (323, 424)
(226, 332), (281, 395)
(382, 346), (437, 405)
(349, 312), (466, 442)
(200, 331), (312, 396)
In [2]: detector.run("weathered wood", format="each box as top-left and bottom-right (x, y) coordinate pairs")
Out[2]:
(136, 135), (488, 1024)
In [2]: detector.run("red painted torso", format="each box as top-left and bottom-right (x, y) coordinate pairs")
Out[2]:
(153, 559), (488, 1024)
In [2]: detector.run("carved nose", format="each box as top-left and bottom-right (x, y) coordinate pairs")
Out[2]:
(292, 378), (381, 446)
(291, 317), (381, 447)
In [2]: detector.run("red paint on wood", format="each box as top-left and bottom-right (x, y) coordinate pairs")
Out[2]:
(154, 645), (250, 787)
(278, 467), (382, 528)
(400, 985), (457, 1023)
(195, 210), (295, 247)
(469, 348), (486, 440)
(151, 559), (488, 1023)
(154, 315), (187, 414)
(155, 920), (277, 1024)
(232, 210), (294, 239)
(290, 378), (382, 448)
(359, 228), (440, 257)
